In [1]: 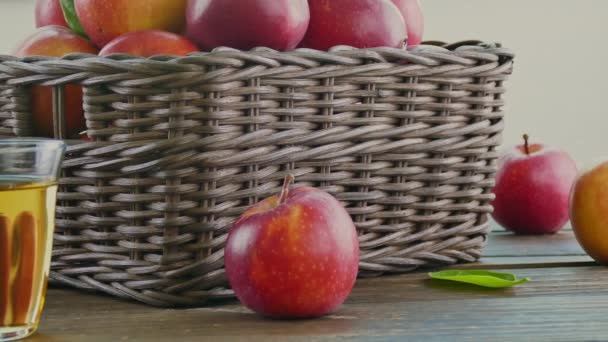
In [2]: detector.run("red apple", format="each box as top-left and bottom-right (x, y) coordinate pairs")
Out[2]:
(35, 0), (68, 28)
(300, 0), (406, 50)
(491, 135), (578, 234)
(391, 0), (424, 46)
(225, 176), (359, 318)
(570, 162), (608, 264)
(185, 0), (310, 51)
(74, 0), (187, 48)
(99, 30), (199, 57)
(13, 26), (98, 138)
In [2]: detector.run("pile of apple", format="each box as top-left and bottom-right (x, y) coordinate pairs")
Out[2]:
(21, 0), (608, 315)
(18, 0), (427, 318)
(491, 135), (608, 268)
(18, 0), (424, 139)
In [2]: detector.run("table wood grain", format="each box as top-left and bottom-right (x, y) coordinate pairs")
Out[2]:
(28, 229), (605, 342)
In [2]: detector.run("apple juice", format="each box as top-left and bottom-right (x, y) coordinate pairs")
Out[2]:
(0, 177), (56, 332)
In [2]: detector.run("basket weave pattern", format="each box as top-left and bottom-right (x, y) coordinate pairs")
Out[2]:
(0, 42), (514, 306)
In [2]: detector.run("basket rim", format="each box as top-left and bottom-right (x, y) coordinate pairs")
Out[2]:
(0, 40), (514, 65)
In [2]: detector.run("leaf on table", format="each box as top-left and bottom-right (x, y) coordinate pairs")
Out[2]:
(428, 270), (530, 288)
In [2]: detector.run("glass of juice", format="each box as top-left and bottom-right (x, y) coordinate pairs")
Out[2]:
(0, 139), (65, 341)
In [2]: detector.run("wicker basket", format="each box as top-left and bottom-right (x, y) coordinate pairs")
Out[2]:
(0, 41), (514, 307)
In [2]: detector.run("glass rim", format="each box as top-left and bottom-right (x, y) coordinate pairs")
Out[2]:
(0, 138), (66, 148)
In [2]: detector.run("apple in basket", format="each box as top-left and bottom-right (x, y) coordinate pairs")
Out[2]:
(35, 0), (68, 28)
(185, 0), (310, 51)
(73, 0), (188, 48)
(100, 30), (199, 57)
(391, 0), (425, 47)
(13, 26), (98, 139)
(300, 0), (407, 50)
(225, 176), (359, 318)
(491, 134), (578, 234)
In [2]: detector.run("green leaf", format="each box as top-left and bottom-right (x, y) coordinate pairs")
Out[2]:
(428, 270), (530, 288)
(60, 0), (88, 39)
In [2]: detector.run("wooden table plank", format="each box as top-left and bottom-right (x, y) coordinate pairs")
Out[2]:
(491, 220), (573, 232)
(27, 229), (600, 341)
(454, 255), (594, 270)
(484, 230), (585, 257)
(476, 230), (591, 269)
(32, 266), (608, 341)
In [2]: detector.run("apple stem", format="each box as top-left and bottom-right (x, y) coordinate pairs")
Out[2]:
(523, 134), (530, 155)
(278, 174), (295, 205)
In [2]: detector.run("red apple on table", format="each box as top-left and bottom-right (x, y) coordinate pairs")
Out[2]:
(300, 0), (406, 50)
(185, 0), (310, 51)
(35, 0), (68, 28)
(491, 134), (578, 234)
(570, 162), (608, 264)
(225, 176), (359, 318)
(74, 0), (188, 48)
(391, 0), (424, 46)
(13, 26), (98, 139)
(100, 30), (199, 57)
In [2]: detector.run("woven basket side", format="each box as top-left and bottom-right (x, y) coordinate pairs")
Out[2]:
(0, 82), (30, 137)
(0, 44), (515, 307)
(0, 81), (12, 137)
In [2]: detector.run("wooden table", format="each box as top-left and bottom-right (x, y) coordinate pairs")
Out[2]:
(29, 225), (605, 341)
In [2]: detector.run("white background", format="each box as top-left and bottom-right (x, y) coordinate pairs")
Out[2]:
(1, 0), (606, 168)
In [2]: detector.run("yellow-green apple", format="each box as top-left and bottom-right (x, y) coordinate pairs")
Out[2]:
(570, 162), (608, 264)
(13, 26), (98, 139)
(100, 30), (199, 57)
(225, 176), (359, 318)
(300, 0), (406, 50)
(74, 0), (187, 48)
(391, 0), (424, 46)
(491, 135), (578, 234)
(35, 0), (68, 28)
(185, 0), (310, 51)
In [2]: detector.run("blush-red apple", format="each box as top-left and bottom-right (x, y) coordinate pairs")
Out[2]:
(13, 26), (98, 138)
(391, 0), (424, 46)
(186, 0), (310, 51)
(35, 0), (68, 28)
(491, 135), (578, 234)
(75, 0), (187, 48)
(225, 176), (359, 318)
(301, 0), (406, 50)
(100, 30), (199, 57)
(570, 161), (608, 264)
